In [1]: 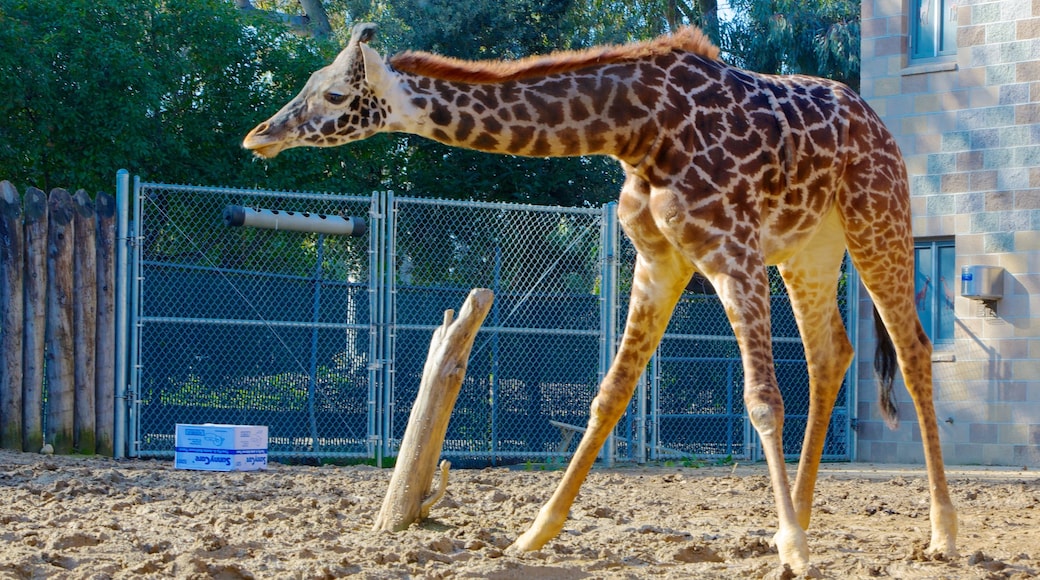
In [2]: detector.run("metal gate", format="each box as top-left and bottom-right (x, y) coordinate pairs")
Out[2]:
(123, 176), (853, 464)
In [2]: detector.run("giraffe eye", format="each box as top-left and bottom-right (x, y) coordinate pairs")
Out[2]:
(325, 92), (347, 105)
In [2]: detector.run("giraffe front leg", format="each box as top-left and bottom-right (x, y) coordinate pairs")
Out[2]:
(512, 249), (690, 552)
(711, 267), (810, 575)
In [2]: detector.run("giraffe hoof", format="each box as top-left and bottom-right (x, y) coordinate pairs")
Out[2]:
(772, 527), (810, 576)
(764, 563), (822, 580)
(510, 529), (547, 553)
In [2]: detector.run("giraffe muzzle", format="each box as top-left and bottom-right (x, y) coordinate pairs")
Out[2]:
(242, 123), (285, 159)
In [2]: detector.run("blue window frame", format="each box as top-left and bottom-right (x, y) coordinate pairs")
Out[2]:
(910, 0), (958, 60)
(914, 239), (956, 345)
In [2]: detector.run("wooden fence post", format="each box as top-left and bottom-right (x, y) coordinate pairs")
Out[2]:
(95, 191), (116, 456)
(1, 181), (24, 450)
(72, 189), (97, 454)
(46, 188), (75, 454)
(373, 288), (494, 532)
(22, 186), (47, 452)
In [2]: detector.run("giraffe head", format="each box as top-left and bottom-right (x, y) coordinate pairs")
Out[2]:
(243, 23), (400, 158)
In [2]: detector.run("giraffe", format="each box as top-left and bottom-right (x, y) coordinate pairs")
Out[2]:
(243, 23), (957, 573)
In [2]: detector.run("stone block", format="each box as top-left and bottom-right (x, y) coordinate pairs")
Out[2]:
(983, 231), (1015, 252)
(985, 190), (1014, 211)
(985, 62), (1016, 85)
(1016, 17), (1040, 39)
(941, 173), (969, 193)
(1015, 102), (1040, 124)
(1015, 190), (1040, 209)
(1013, 144), (1040, 167)
(970, 128), (1000, 149)
(971, 2), (1002, 25)
(987, 21), (1017, 43)
(927, 152), (957, 174)
(982, 148), (1013, 171)
(969, 422), (1000, 445)
(998, 422), (1027, 444)
(957, 151), (985, 172)
(874, 35), (904, 57)
(958, 24), (987, 47)
(998, 83), (1031, 104)
(970, 170), (998, 192)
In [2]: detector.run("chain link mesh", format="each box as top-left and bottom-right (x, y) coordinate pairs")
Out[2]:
(131, 182), (851, 465)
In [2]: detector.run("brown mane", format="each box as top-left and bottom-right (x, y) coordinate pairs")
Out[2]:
(388, 27), (720, 84)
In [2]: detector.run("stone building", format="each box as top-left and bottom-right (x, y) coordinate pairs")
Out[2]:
(857, 0), (1039, 465)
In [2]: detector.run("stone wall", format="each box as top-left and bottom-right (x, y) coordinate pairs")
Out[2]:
(858, 0), (1039, 465)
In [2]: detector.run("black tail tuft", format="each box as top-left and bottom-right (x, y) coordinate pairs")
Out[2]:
(873, 307), (899, 430)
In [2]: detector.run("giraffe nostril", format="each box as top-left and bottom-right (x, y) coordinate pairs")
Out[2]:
(254, 122), (270, 135)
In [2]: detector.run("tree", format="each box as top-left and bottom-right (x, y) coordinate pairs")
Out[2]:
(326, 0), (623, 206)
(721, 0), (860, 90)
(0, 0), (395, 194)
(233, 0), (332, 38)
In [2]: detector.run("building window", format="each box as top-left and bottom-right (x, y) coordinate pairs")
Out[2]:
(910, 0), (958, 60)
(915, 239), (956, 345)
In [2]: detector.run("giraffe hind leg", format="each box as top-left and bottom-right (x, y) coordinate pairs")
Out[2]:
(845, 222), (958, 558)
(777, 209), (854, 531)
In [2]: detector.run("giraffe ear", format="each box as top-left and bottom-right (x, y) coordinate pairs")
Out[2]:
(360, 42), (392, 92)
(351, 22), (377, 45)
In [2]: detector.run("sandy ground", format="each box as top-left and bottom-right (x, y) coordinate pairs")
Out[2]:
(0, 449), (1037, 579)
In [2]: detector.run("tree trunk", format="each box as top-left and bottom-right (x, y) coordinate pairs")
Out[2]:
(72, 190), (97, 454)
(235, 0), (331, 37)
(94, 192), (116, 456)
(1, 181), (24, 450)
(22, 187), (47, 453)
(46, 188), (75, 455)
(373, 288), (494, 532)
(298, 0), (331, 37)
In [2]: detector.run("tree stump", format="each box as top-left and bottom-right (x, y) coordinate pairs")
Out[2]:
(373, 288), (494, 532)
(1, 181), (24, 450)
(45, 188), (75, 454)
(72, 190), (97, 454)
(94, 191), (116, 456)
(22, 187), (48, 453)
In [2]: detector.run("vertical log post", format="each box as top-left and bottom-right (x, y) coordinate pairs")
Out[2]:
(22, 186), (47, 452)
(373, 288), (494, 532)
(72, 189), (97, 454)
(1, 181), (24, 450)
(94, 191), (116, 456)
(45, 188), (75, 454)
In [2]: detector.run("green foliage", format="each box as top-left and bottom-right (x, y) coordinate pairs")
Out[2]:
(0, 0), (859, 200)
(0, 0), (396, 194)
(335, 0), (624, 206)
(721, 0), (860, 90)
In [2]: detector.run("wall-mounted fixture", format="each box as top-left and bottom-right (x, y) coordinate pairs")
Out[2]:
(960, 265), (1004, 301)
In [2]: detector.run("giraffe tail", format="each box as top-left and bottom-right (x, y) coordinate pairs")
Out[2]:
(873, 306), (899, 430)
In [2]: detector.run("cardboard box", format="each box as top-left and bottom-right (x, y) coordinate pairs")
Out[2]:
(174, 424), (268, 471)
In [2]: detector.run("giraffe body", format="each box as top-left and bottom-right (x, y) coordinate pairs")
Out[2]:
(244, 24), (957, 573)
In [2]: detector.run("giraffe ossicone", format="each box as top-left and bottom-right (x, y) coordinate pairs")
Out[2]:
(244, 23), (958, 574)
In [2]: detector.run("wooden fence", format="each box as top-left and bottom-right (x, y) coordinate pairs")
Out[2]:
(1, 181), (116, 455)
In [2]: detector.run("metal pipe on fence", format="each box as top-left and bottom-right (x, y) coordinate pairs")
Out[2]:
(223, 205), (366, 236)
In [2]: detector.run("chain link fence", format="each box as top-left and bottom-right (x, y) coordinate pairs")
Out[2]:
(128, 179), (852, 465)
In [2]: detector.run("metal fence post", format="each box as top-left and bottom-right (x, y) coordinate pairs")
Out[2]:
(845, 258), (859, 462)
(113, 170), (130, 459)
(383, 190), (397, 462)
(599, 202), (618, 464)
(368, 191), (385, 465)
(128, 175), (145, 458)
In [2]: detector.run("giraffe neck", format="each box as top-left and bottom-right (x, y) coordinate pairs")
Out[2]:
(392, 66), (661, 163)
